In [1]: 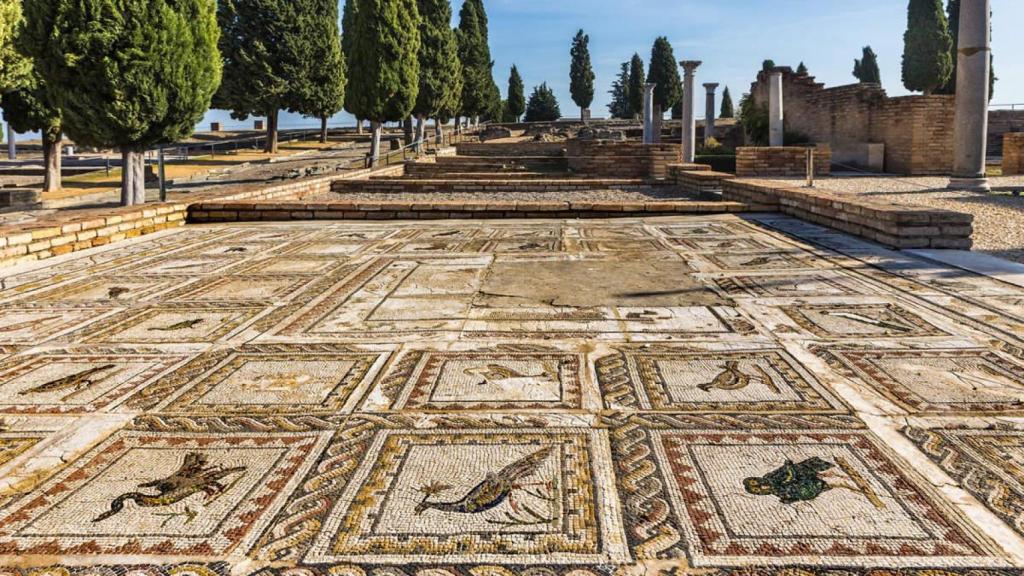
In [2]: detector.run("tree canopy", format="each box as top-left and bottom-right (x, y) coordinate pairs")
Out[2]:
(569, 29), (595, 114)
(413, 0), (462, 122)
(607, 61), (631, 119)
(0, 0), (29, 93)
(853, 46), (881, 83)
(524, 82), (560, 122)
(902, 0), (953, 94)
(457, 0), (494, 119)
(294, 0), (346, 141)
(627, 53), (645, 119)
(720, 86), (735, 118)
(647, 37), (682, 112)
(345, 0), (420, 123)
(506, 65), (525, 122)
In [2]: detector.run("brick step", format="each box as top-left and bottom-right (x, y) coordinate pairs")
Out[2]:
(332, 178), (659, 194)
(391, 171), (575, 180)
(455, 142), (566, 157)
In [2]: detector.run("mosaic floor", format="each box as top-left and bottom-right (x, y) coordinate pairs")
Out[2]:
(1, 215), (1024, 575)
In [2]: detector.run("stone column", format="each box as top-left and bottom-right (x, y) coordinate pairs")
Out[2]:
(703, 82), (719, 143)
(769, 71), (784, 147)
(949, 0), (991, 192)
(679, 61), (702, 162)
(642, 83), (657, 144)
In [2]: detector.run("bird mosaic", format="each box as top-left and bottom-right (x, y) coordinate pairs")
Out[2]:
(93, 452), (246, 523)
(415, 447), (557, 526)
(148, 318), (205, 332)
(699, 361), (781, 394)
(744, 456), (885, 508)
(18, 364), (116, 401)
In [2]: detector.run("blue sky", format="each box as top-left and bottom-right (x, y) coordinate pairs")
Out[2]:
(483, 0), (1024, 118)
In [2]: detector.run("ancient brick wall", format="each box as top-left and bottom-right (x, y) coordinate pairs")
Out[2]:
(989, 110), (1024, 156)
(565, 141), (680, 179)
(1004, 133), (1024, 176)
(735, 146), (831, 177)
(748, 69), (955, 175)
(455, 142), (566, 157)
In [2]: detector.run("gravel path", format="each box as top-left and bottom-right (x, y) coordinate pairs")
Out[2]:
(764, 175), (1024, 263)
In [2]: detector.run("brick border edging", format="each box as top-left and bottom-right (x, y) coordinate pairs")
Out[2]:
(187, 200), (750, 222)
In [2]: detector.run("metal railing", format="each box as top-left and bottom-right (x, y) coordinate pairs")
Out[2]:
(990, 103), (1024, 111)
(364, 122), (488, 169)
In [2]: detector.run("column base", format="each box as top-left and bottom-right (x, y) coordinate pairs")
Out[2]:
(948, 176), (991, 192)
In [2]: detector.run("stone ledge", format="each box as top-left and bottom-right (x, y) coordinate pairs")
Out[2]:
(722, 179), (972, 249)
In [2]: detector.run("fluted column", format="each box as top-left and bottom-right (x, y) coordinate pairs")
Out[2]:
(642, 83), (657, 145)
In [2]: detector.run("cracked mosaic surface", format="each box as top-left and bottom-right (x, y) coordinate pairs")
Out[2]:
(1, 215), (1024, 575)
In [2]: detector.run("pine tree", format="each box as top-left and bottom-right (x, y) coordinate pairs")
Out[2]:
(346, 0), (420, 163)
(796, 62), (808, 75)
(524, 83), (561, 122)
(24, 0), (221, 206)
(506, 65), (526, 122)
(414, 0), (462, 146)
(215, 0), (306, 153)
(457, 0), (493, 122)
(720, 86), (735, 118)
(627, 53), (645, 120)
(853, 46), (881, 83)
(0, 0), (28, 93)
(294, 0), (346, 143)
(762, 59), (777, 73)
(647, 37), (681, 142)
(569, 29), (595, 122)
(607, 61), (630, 119)
(902, 0), (953, 95)
(1, 69), (61, 191)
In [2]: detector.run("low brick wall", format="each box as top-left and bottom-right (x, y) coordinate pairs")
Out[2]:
(455, 142), (566, 157)
(1003, 133), (1024, 176)
(736, 146), (831, 177)
(331, 178), (655, 194)
(0, 164), (404, 269)
(722, 179), (972, 249)
(188, 198), (748, 222)
(566, 141), (680, 179)
(404, 160), (568, 177)
(668, 164), (735, 196)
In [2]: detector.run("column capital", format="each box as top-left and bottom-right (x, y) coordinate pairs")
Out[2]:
(703, 82), (719, 92)
(644, 82), (657, 91)
(679, 60), (702, 74)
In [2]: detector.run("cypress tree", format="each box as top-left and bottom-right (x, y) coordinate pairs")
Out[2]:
(647, 37), (681, 142)
(796, 62), (808, 75)
(1, 69), (61, 191)
(457, 0), (493, 122)
(24, 0), (221, 206)
(853, 46), (882, 83)
(720, 86), (735, 118)
(569, 29), (595, 122)
(0, 0), (28, 93)
(762, 59), (777, 73)
(341, 0), (363, 133)
(938, 0), (995, 99)
(607, 61), (630, 119)
(294, 0), (346, 143)
(215, 0), (305, 153)
(414, 0), (462, 147)
(524, 83), (560, 122)
(346, 0), (420, 163)
(627, 53), (645, 120)
(901, 0), (953, 95)
(507, 65), (526, 122)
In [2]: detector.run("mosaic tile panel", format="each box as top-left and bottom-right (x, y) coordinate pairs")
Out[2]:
(75, 304), (264, 344)
(779, 303), (948, 338)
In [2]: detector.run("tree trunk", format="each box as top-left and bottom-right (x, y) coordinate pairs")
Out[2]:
(454, 116), (461, 134)
(42, 132), (62, 194)
(435, 119), (445, 143)
(320, 116), (329, 143)
(400, 117), (412, 147)
(369, 121), (382, 166)
(415, 117), (426, 152)
(356, 118), (364, 135)
(120, 148), (145, 207)
(265, 109), (279, 153)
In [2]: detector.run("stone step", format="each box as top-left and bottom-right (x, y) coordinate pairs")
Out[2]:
(0, 188), (41, 209)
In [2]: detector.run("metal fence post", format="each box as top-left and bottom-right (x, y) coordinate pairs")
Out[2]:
(805, 147), (815, 188)
(158, 147), (167, 202)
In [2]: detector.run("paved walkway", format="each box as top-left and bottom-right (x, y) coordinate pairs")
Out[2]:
(0, 216), (1023, 575)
